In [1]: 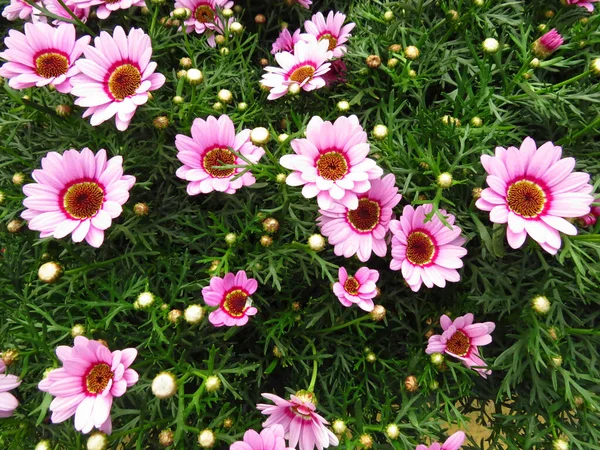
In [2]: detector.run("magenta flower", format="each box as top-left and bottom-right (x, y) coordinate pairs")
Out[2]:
(333, 267), (379, 312)
(230, 425), (293, 450)
(257, 392), (339, 450)
(272, 28), (302, 54)
(21, 148), (135, 248)
(175, 0), (234, 35)
(175, 115), (264, 195)
(202, 271), (258, 327)
(317, 173), (402, 262)
(417, 431), (466, 450)
(0, 360), (21, 418)
(532, 29), (564, 58)
(426, 314), (495, 378)
(261, 36), (332, 100)
(70, 0), (145, 19)
(38, 337), (139, 434)
(44, 0), (91, 24)
(71, 26), (165, 131)
(281, 115), (383, 210)
(0, 22), (90, 93)
(302, 11), (355, 58)
(475, 137), (594, 255)
(389, 204), (467, 292)
(322, 59), (347, 86)
(2, 0), (41, 20)
(565, 0), (599, 12)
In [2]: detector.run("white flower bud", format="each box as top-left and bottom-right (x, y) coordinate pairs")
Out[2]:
(385, 423), (400, 439)
(38, 262), (62, 283)
(218, 89), (233, 103)
(372, 124), (388, 140)
(198, 429), (216, 448)
(86, 432), (108, 450)
(531, 295), (550, 315)
(250, 127), (270, 145)
(482, 38), (500, 54)
(230, 22), (243, 34)
(136, 291), (155, 309)
(184, 305), (204, 324)
(337, 100), (350, 112)
(71, 324), (86, 337)
(308, 234), (326, 251)
(205, 375), (221, 392)
(152, 372), (178, 399)
(332, 419), (347, 435)
(437, 172), (453, 189)
(186, 69), (204, 85)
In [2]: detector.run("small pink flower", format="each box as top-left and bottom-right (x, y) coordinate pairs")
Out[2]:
(322, 59), (347, 86)
(21, 148), (135, 248)
(202, 271), (258, 327)
(175, 115), (264, 195)
(475, 137), (594, 255)
(532, 29), (564, 58)
(0, 22), (90, 93)
(2, 0), (41, 20)
(317, 173), (402, 262)
(230, 425), (293, 450)
(257, 392), (339, 450)
(389, 204), (467, 292)
(71, 26), (166, 131)
(426, 314), (495, 378)
(565, 0), (599, 12)
(44, 0), (91, 24)
(38, 337), (139, 434)
(333, 267), (379, 312)
(70, 0), (145, 19)
(0, 361), (21, 418)
(283, 0), (312, 8)
(302, 11), (355, 58)
(280, 115), (383, 210)
(175, 0), (234, 35)
(261, 36), (332, 100)
(417, 431), (466, 450)
(272, 28), (302, 54)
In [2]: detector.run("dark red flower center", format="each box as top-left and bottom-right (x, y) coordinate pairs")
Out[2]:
(108, 64), (142, 101)
(195, 5), (214, 22)
(86, 363), (114, 394)
(203, 148), (236, 178)
(406, 231), (435, 266)
(446, 330), (470, 357)
(319, 33), (338, 51)
(222, 289), (249, 317)
(344, 276), (360, 295)
(35, 52), (69, 79)
(506, 180), (546, 218)
(289, 65), (315, 84)
(347, 198), (381, 232)
(316, 151), (348, 180)
(63, 182), (104, 219)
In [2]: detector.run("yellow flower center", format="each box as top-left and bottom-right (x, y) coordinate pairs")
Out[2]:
(319, 33), (338, 52)
(35, 52), (69, 79)
(108, 64), (142, 101)
(203, 148), (236, 178)
(223, 289), (249, 317)
(62, 182), (104, 219)
(506, 180), (547, 218)
(316, 151), (348, 180)
(195, 5), (214, 23)
(347, 199), (381, 232)
(289, 65), (315, 84)
(86, 363), (114, 394)
(406, 231), (436, 266)
(344, 277), (360, 295)
(446, 330), (470, 357)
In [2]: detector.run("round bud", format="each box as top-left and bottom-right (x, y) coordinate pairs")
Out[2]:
(230, 22), (243, 34)
(548, 326), (559, 341)
(472, 187), (483, 200)
(136, 291), (155, 310)
(551, 355), (563, 368)
(331, 419), (347, 436)
(223, 8), (234, 17)
(366, 55), (381, 68)
(387, 58), (400, 68)
(473, 0), (484, 5)
(531, 295), (550, 315)
(35, 441), (51, 450)
(292, 302), (301, 312)
(530, 58), (540, 69)
(430, 353), (444, 365)
(259, 58), (269, 67)
(278, 133), (289, 142)
(55, 104), (72, 117)
(215, 35), (226, 45)
(308, 233), (326, 251)
(38, 261), (62, 283)
(225, 232), (237, 246)
(233, 5), (242, 13)
(180, 57), (192, 68)
(212, 102), (223, 111)
(209, 260), (220, 272)
(470, 116), (483, 127)
(1, 350), (18, 367)
(389, 44), (402, 53)
(133, 202), (149, 216)
(0, 191), (5, 205)
(152, 372), (177, 399)
(159, 429), (174, 447)
(198, 429), (216, 448)
(276, 173), (287, 184)
(263, 218), (280, 233)
(337, 100), (350, 112)
(404, 46), (420, 60)
(86, 432), (108, 450)
(366, 352), (377, 363)
(260, 235), (273, 247)
(385, 423), (400, 439)
(12, 172), (25, 186)
(153, 116), (169, 129)
(71, 324), (85, 337)
(173, 95), (184, 104)
(447, 10), (459, 21)
(22, 95), (30, 101)
(273, 345), (282, 358)
(372, 124), (388, 140)
(370, 305), (386, 321)
(553, 439), (569, 450)
(184, 305), (204, 324)
(359, 434), (373, 449)
(590, 58), (600, 76)
(218, 89), (233, 104)
(223, 418), (234, 428)
(408, 69), (417, 78)
(186, 69), (204, 85)
(205, 375), (221, 392)
(404, 375), (418, 392)
(237, 102), (248, 112)
(251, 127), (270, 145)
(255, 14), (266, 24)
(8, 219), (24, 233)
(220, 47), (230, 56)
(437, 172), (453, 189)
(168, 309), (183, 324)
(430, 380), (440, 390)
(544, 10), (555, 18)
(288, 82), (301, 95)
(482, 38), (500, 54)
(383, 10), (394, 21)
(177, 70), (188, 80)
(172, 7), (190, 19)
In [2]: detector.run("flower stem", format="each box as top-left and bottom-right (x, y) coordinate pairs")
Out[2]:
(565, 328), (600, 336)
(303, 337), (319, 393)
(509, 71), (591, 101)
(317, 314), (371, 334)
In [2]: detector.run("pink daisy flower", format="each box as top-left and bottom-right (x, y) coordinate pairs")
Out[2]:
(389, 204), (467, 292)
(426, 314), (495, 378)
(257, 392), (339, 450)
(70, 0), (145, 19)
(175, 0), (233, 35)
(281, 115), (383, 210)
(532, 29), (564, 59)
(283, 0), (312, 8)
(261, 36), (332, 100)
(38, 337), (138, 434)
(231, 425), (293, 450)
(202, 270), (258, 327)
(333, 266), (379, 312)
(322, 59), (347, 86)
(317, 173), (402, 262)
(44, 0), (91, 24)
(0, 22), (89, 94)
(0, 360), (21, 418)
(565, 0), (599, 12)
(71, 26), (165, 131)
(475, 137), (594, 255)
(2, 0), (41, 20)
(175, 115), (265, 195)
(417, 431), (466, 450)
(272, 28), (302, 54)
(21, 148), (135, 248)
(302, 11), (355, 58)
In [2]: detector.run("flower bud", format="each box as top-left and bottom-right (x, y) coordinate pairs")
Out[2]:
(366, 352), (377, 363)
(35, 441), (51, 450)
(337, 100), (350, 112)
(86, 432), (108, 450)
(230, 22), (243, 34)
(205, 375), (221, 392)
(55, 104), (71, 117)
(259, 58), (269, 67)
(482, 38), (500, 54)
(278, 133), (289, 143)
(0, 191), (5, 205)
(372, 124), (388, 140)
(153, 116), (169, 129)
(470, 116), (483, 127)
(404, 46), (420, 60)
(223, 418), (234, 428)
(553, 439), (569, 450)
(251, 127), (270, 145)
(532, 29), (563, 59)
(366, 55), (381, 68)
(184, 305), (204, 324)
(404, 375), (418, 392)
(12, 172), (25, 186)
(441, 115), (461, 127)
(263, 218), (280, 233)
(223, 8), (234, 17)
(198, 429), (216, 448)
(225, 232), (237, 246)
(233, 4), (242, 13)
(172, 7), (190, 19)
(308, 234), (326, 251)
(359, 433), (373, 449)
(168, 309), (183, 324)
(531, 295), (550, 315)
(370, 305), (386, 321)
(530, 57), (540, 69)
(38, 261), (62, 283)
(591, 58), (600, 76)
(385, 423), (400, 439)
(273, 345), (282, 358)
(387, 58), (400, 68)
(159, 429), (174, 447)
(447, 10), (459, 21)
(71, 324), (86, 337)
(389, 44), (402, 53)
(260, 235), (273, 247)
(218, 89), (233, 104)
(215, 35), (226, 46)
(331, 419), (346, 435)
(383, 10), (394, 21)
(237, 102), (248, 111)
(437, 172), (453, 189)
(551, 355), (563, 368)
(1, 349), (19, 367)
(173, 95), (184, 104)
(212, 102), (223, 111)
(430, 353), (444, 365)
(133, 202), (149, 216)
(255, 14), (266, 24)
(136, 291), (155, 310)
(472, 187), (483, 200)
(152, 372), (177, 399)
(288, 82), (301, 95)
(276, 173), (287, 184)
(180, 57), (192, 68)
(408, 69), (417, 78)
(186, 69), (204, 85)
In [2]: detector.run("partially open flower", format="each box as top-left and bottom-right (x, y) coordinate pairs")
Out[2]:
(532, 29), (564, 58)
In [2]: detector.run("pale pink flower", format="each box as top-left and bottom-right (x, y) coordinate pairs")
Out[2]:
(175, 0), (234, 36)
(565, 0), (599, 12)
(257, 392), (339, 450)
(389, 204), (467, 292)
(280, 115), (383, 210)
(426, 314), (495, 378)
(261, 36), (332, 100)
(0, 22), (89, 93)
(0, 361), (21, 418)
(70, 0), (145, 19)
(302, 11), (355, 58)
(38, 337), (139, 434)
(71, 26), (165, 131)
(333, 267), (379, 312)
(317, 174), (402, 262)
(2, 0), (41, 20)
(283, 0), (312, 8)
(21, 148), (135, 248)
(532, 29), (564, 58)
(417, 431), (466, 450)
(202, 270), (258, 327)
(231, 425), (293, 450)
(475, 137), (594, 255)
(44, 0), (91, 24)
(175, 115), (264, 195)
(272, 28), (302, 54)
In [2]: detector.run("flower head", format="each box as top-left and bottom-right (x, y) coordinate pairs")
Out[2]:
(21, 148), (135, 248)
(45, 0), (91, 24)
(565, 0), (599, 12)
(417, 431), (466, 450)
(175, 0), (233, 37)
(71, 26), (166, 131)
(257, 393), (339, 450)
(532, 29), (564, 58)
(317, 173), (402, 262)
(475, 137), (594, 254)
(0, 22), (90, 94)
(333, 267), (379, 312)
(202, 270), (258, 327)
(70, 0), (146, 19)
(231, 425), (293, 450)
(261, 36), (332, 100)
(426, 314), (495, 378)
(389, 204), (467, 292)
(281, 115), (383, 210)
(38, 337), (139, 434)
(302, 11), (355, 58)
(272, 28), (302, 54)
(0, 361), (21, 418)
(2, 0), (41, 20)
(175, 115), (264, 195)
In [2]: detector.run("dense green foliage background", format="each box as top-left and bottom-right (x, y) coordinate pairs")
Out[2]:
(1, 0), (600, 448)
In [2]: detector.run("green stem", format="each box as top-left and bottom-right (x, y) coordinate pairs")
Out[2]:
(565, 328), (600, 336)
(303, 337), (319, 393)
(317, 314), (371, 334)
(558, 114), (600, 144)
(509, 71), (591, 101)
(25, 0), (96, 36)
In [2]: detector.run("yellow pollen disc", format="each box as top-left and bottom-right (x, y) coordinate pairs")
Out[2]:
(506, 180), (546, 218)
(35, 52), (69, 79)
(63, 182), (104, 219)
(203, 148), (236, 178)
(319, 33), (338, 52)
(316, 151), (348, 180)
(344, 277), (360, 295)
(195, 5), (214, 22)
(406, 231), (436, 266)
(108, 64), (142, 101)
(347, 198), (381, 232)
(223, 289), (248, 317)
(289, 65), (315, 84)
(446, 330), (470, 357)
(86, 363), (114, 394)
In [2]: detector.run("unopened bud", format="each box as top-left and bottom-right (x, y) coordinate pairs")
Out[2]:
(180, 57), (192, 68)
(308, 234), (326, 251)
(172, 7), (190, 19)
(168, 309), (182, 324)
(255, 14), (266, 24)
(251, 127), (270, 145)
(337, 100), (350, 112)
(184, 305), (204, 324)
(71, 324), (85, 337)
(159, 429), (174, 447)
(153, 116), (169, 129)
(383, 10), (394, 22)
(470, 116), (483, 127)
(404, 46), (420, 60)
(531, 295), (550, 315)
(55, 104), (71, 117)
(404, 375), (418, 392)
(332, 419), (346, 435)
(262, 218), (280, 233)
(366, 55), (381, 68)
(1, 350), (19, 367)
(482, 38), (500, 54)
(230, 22), (243, 34)
(38, 261), (62, 283)
(152, 372), (177, 399)
(385, 423), (400, 439)
(225, 232), (237, 246)
(134, 202), (149, 216)
(260, 235), (273, 247)
(372, 124), (388, 140)
(12, 172), (25, 186)
(198, 429), (216, 448)
(205, 375), (221, 392)
(186, 69), (204, 85)
(370, 305), (386, 321)
(218, 89), (233, 104)
(359, 433), (373, 449)
(86, 432), (108, 450)
(437, 172), (453, 189)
